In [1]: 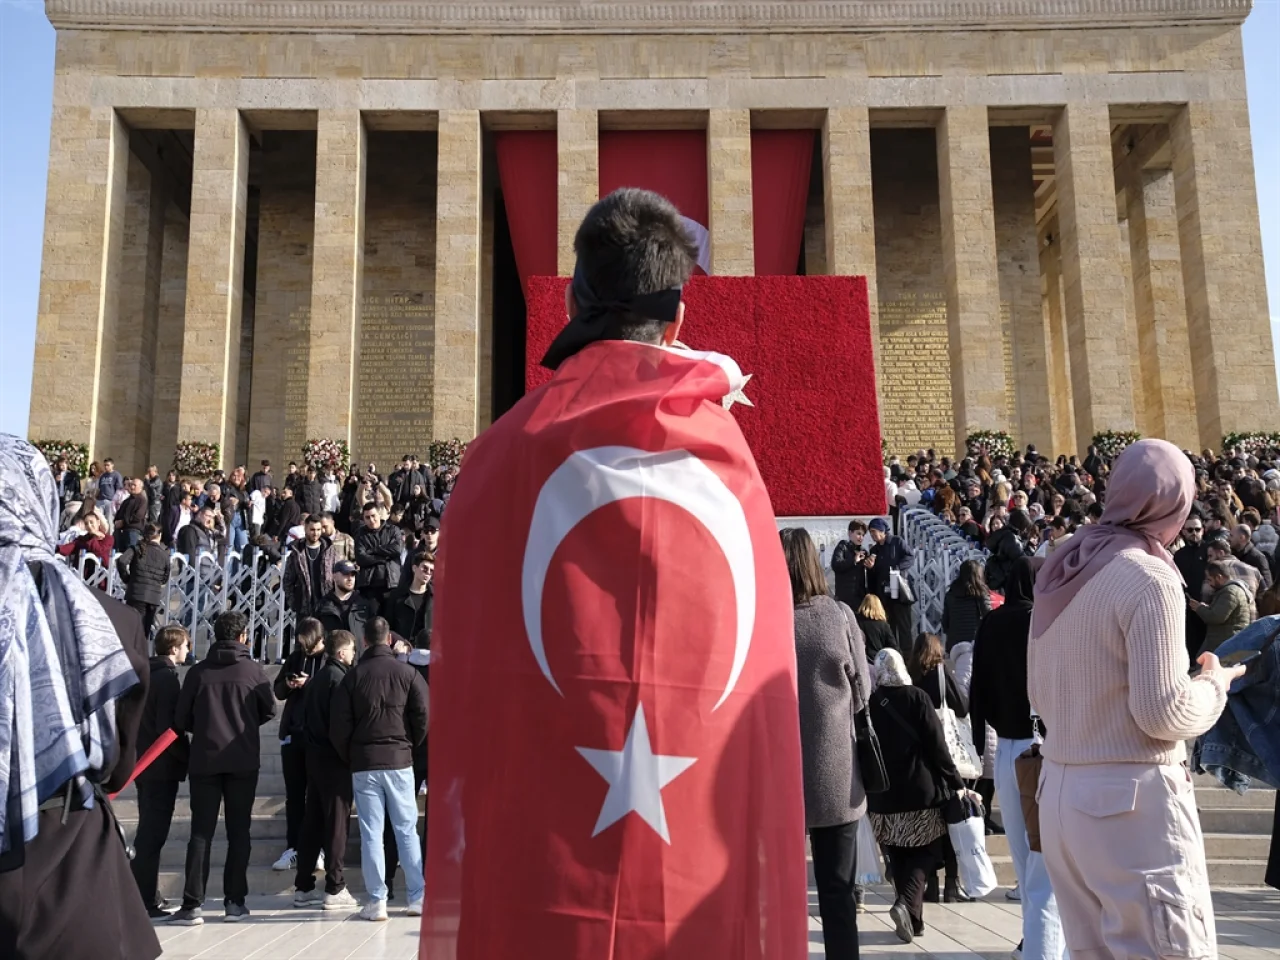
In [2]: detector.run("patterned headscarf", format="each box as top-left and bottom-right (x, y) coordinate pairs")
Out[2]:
(874, 648), (913, 688)
(0, 435), (138, 852)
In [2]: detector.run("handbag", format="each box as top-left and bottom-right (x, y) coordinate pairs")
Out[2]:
(1015, 712), (1046, 852)
(890, 567), (916, 605)
(846, 624), (890, 794)
(945, 789), (999, 898)
(935, 664), (983, 780)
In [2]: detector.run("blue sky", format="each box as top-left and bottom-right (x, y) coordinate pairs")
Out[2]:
(2, 0), (1279, 439)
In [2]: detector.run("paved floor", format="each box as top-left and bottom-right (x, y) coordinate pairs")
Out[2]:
(152, 885), (1280, 958)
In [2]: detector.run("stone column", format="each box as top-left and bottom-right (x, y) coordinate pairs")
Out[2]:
(557, 109), (598, 276)
(937, 106), (1009, 452)
(1126, 167), (1198, 449)
(433, 110), (483, 441)
(707, 109), (754, 275)
(307, 110), (367, 445)
(176, 108), (250, 470)
(149, 203), (190, 468)
(1052, 103), (1135, 454)
(28, 103), (128, 456)
(1171, 100), (1280, 446)
(822, 107), (880, 370)
(1040, 233), (1076, 458)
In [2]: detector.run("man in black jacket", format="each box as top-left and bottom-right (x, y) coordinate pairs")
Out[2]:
(387, 550), (434, 644)
(283, 516), (336, 619)
(331, 617), (429, 921)
(176, 505), (218, 565)
(300, 466), (326, 519)
(830, 520), (870, 611)
(171, 611), (276, 925)
(355, 502), (404, 607)
(318, 560), (375, 632)
(292, 629), (360, 911)
(269, 485), (303, 542)
(866, 518), (915, 650)
(131, 625), (192, 918)
(1175, 516), (1210, 661)
(271, 618), (327, 874)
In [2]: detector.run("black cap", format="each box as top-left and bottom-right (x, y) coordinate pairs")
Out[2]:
(333, 560), (358, 575)
(425, 517), (441, 532)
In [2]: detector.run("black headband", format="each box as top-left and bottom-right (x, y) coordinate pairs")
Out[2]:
(539, 265), (683, 371)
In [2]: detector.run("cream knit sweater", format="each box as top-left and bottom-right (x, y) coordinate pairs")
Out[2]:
(1029, 549), (1229, 766)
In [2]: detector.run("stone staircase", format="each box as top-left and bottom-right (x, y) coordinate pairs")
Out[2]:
(114, 667), (1275, 901)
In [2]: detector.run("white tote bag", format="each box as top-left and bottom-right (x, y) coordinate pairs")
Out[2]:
(854, 816), (882, 885)
(935, 665), (983, 780)
(947, 806), (998, 898)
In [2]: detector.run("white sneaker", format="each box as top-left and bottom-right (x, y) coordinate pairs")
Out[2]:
(359, 900), (389, 922)
(323, 889), (359, 911)
(1006, 885), (1022, 902)
(292, 889), (325, 908)
(406, 897), (424, 917)
(316, 851), (325, 872)
(273, 848), (297, 871)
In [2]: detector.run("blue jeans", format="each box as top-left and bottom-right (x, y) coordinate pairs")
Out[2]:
(352, 767), (423, 903)
(996, 738), (1067, 960)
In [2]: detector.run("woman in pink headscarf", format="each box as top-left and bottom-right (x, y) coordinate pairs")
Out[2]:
(1028, 439), (1242, 960)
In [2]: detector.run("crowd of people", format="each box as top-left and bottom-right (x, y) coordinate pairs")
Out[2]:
(790, 437), (1280, 960)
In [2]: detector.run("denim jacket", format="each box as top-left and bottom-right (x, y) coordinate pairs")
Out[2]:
(1193, 615), (1280, 792)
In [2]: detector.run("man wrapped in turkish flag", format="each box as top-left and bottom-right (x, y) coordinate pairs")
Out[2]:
(421, 189), (808, 959)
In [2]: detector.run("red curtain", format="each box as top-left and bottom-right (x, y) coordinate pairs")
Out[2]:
(598, 130), (709, 227)
(751, 130), (814, 276)
(495, 131), (558, 294)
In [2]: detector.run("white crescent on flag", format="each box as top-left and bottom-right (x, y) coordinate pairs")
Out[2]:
(680, 216), (713, 275)
(521, 446), (755, 710)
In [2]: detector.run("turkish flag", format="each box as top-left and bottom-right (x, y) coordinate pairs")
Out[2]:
(422, 340), (808, 959)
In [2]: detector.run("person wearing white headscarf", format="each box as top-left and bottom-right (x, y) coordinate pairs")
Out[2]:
(0, 435), (158, 960)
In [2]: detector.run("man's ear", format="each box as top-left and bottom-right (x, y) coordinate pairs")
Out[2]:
(564, 283), (578, 319)
(661, 302), (685, 346)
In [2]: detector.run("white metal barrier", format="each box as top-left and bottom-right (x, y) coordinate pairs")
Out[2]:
(65, 549), (295, 661)
(897, 506), (988, 636)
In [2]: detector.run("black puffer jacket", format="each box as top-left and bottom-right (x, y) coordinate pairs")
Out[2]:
(866, 684), (963, 816)
(330, 644), (428, 773)
(116, 541), (171, 606)
(173, 640), (276, 776)
(304, 655), (351, 764)
(983, 527), (1025, 591)
(273, 646), (326, 743)
(137, 656), (190, 783)
(355, 524), (404, 595)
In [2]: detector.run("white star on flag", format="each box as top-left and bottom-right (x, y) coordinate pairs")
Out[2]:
(576, 704), (696, 844)
(722, 373), (754, 410)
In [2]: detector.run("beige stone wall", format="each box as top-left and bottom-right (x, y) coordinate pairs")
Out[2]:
(871, 129), (952, 456)
(149, 201), (189, 469)
(355, 131), (438, 468)
(176, 107), (249, 468)
(108, 150), (165, 474)
(557, 109), (598, 276)
(707, 109), (754, 276)
(248, 131), (317, 471)
(937, 106), (1008, 452)
(991, 127), (1049, 454)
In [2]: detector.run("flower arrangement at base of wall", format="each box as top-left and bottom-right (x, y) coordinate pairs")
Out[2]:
(1091, 430), (1142, 462)
(965, 430), (1016, 461)
(1221, 432), (1280, 458)
(302, 438), (351, 474)
(33, 440), (89, 475)
(174, 441), (220, 477)
(429, 438), (468, 471)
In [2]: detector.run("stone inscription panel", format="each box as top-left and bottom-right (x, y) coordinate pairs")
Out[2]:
(355, 292), (434, 469)
(283, 302), (310, 459)
(878, 294), (953, 454)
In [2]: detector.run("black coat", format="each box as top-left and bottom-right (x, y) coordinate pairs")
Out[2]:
(330, 644), (429, 773)
(304, 656), (351, 764)
(866, 685), (963, 816)
(355, 524), (404, 595)
(173, 640), (276, 777)
(910, 659), (969, 717)
(386, 584), (434, 645)
(941, 590), (989, 652)
(273, 647), (326, 742)
(116, 541), (170, 606)
(1235, 544), (1274, 591)
(1175, 541), (1210, 659)
(969, 602), (1037, 748)
(137, 656), (190, 782)
(984, 527), (1025, 591)
(300, 480), (326, 519)
(176, 523), (214, 563)
(115, 493), (148, 535)
(856, 616), (897, 655)
(868, 535), (913, 598)
(269, 498), (302, 540)
(830, 539), (870, 610)
(317, 590), (375, 639)
(0, 589), (158, 960)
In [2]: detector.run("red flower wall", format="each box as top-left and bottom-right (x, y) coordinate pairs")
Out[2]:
(524, 275), (884, 517)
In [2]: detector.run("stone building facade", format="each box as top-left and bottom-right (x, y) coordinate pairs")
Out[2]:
(28, 0), (1279, 473)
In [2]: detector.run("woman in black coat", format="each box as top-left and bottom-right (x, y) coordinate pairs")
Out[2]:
(115, 523), (171, 639)
(855, 594), (897, 655)
(867, 649), (964, 943)
(941, 560), (990, 653)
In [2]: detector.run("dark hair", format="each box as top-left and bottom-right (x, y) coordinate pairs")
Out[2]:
(155, 624), (189, 657)
(214, 610), (249, 645)
(412, 628), (431, 651)
(1086, 502), (1104, 521)
(950, 559), (989, 599)
(779, 527), (829, 605)
(1008, 510), (1034, 536)
(848, 519), (868, 534)
(910, 632), (946, 676)
(1206, 559), (1232, 580)
(572, 188), (697, 343)
(411, 550), (436, 568)
(362, 501), (379, 513)
(320, 511), (336, 523)
(305, 514), (322, 526)
(328, 629), (356, 656)
(296, 617), (324, 654)
(364, 616), (391, 646)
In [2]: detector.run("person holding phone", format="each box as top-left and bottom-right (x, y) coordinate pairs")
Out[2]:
(271, 618), (327, 873)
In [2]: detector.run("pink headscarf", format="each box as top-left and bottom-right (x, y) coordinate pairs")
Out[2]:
(1031, 439), (1194, 636)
